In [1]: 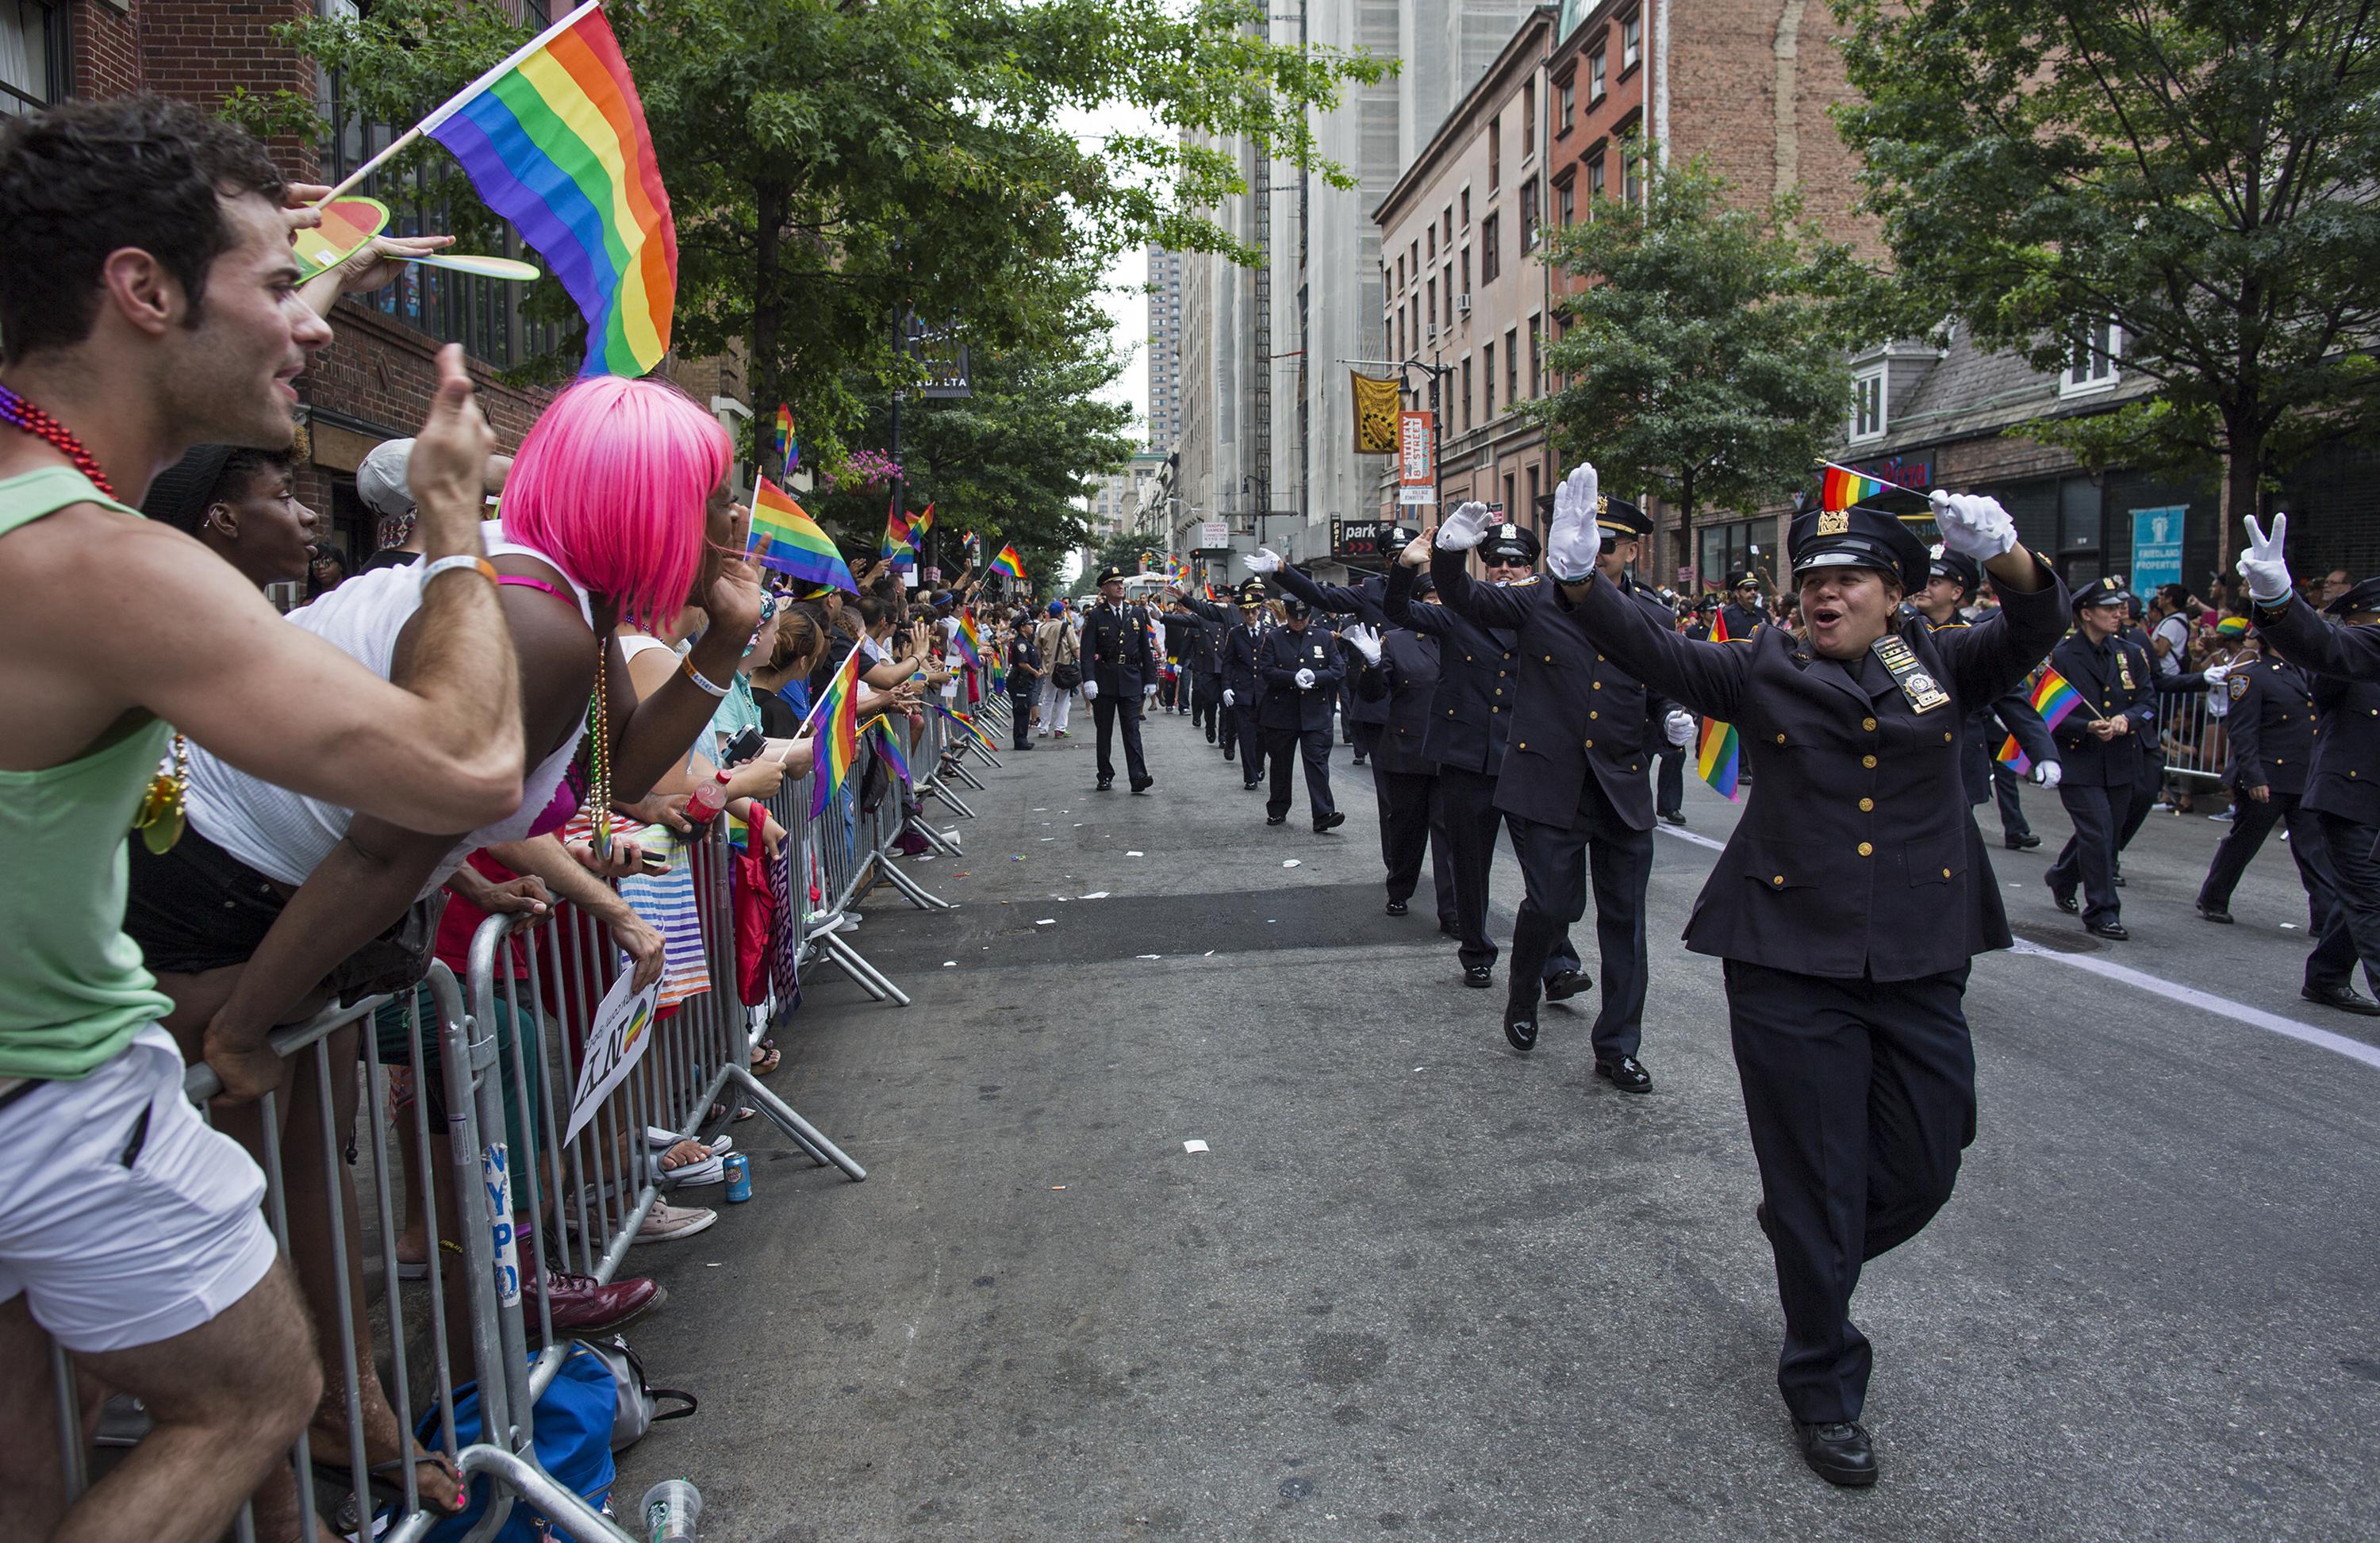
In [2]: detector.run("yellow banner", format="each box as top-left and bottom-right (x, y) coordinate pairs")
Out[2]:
(1352, 370), (1400, 454)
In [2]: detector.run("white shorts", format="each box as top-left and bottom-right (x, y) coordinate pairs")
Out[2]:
(0, 1027), (278, 1353)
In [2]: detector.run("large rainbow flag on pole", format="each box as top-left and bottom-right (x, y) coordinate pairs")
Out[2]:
(747, 476), (856, 593)
(1694, 608), (1745, 800)
(803, 641), (865, 816)
(1994, 666), (2084, 773)
(405, 1), (675, 377)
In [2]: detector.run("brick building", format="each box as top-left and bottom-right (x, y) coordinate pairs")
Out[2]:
(4, 2), (740, 565)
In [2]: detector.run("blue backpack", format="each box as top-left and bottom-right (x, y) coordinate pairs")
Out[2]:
(416, 1343), (617, 1541)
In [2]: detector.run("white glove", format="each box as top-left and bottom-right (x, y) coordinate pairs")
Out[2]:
(2237, 512), (2293, 603)
(1545, 461), (1603, 582)
(2202, 663), (2232, 687)
(1223, 688), (1235, 707)
(1294, 667), (1317, 690)
(1245, 547), (1284, 575)
(1081, 679), (1099, 701)
(1435, 502), (1491, 551)
(2033, 761), (2063, 790)
(1664, 708), (1695, 748)
(1927, 490), (2020, 561)
(1344, 623), (1384, 663)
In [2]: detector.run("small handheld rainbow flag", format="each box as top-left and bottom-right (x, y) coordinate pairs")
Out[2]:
(773, 404), (794, 466)
(1695, 607), (1745, 800)
(412, 2), (675, 378)
(912, 502), (936, 541)
(952, 614), (983, 668)
(932, 700), (997, 753)
(882, 498), (916, 572)
(1820, 464), (1889, 512)
(990, 543), (1027, 581)
(1997, 666), (2083, 772)
(869, 717), (912, 786)
(1994, 734), (2032, 775)
(804, 641), (865, 817)
(747, 477), (856, 593)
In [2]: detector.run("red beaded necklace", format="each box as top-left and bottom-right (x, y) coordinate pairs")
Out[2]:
(0, 382), (117, 500)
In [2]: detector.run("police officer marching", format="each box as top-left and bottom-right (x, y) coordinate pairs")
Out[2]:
(1256, 597), (1347, 831)
(1345, 591), (1457, 925)
(1549, 459), (2068, 1487)
(1722, 570), (1771, 640)
(1176, 579), (1270, 782)
(1429, 500), (1691, 1086)
(2191, 632), (2344, 950)
(1081, 565), (1156, 794)
(1184, 589), (1230, 749)
(2236, 518), (2380, 1014)
(2043, 577), (2155, 938)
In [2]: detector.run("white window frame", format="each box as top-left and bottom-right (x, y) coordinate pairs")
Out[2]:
(1848, 364), (1888, 443)
(2060, 320), (2123, 397)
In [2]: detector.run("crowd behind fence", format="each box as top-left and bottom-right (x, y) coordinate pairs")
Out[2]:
(48, 673), (1010, 1542)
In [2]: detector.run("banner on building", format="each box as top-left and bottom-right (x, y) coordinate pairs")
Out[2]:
(2129, 506), (2186, 591)
(1352, 371), (1401, 454)
(1398, 410), (1436, 505)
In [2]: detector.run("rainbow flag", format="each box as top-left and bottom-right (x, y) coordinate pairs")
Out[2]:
(990, 543), (1027, 581)
(804, 641), (864, 817)
(933, 700), (996, 753)
(420, 1), (674, 377)
(882, 498), (915, 570)
(773, 403), (794, 466)
(1994, 734), (2032, 775)
(747, 477), (855, 593)
(912, 503), (936, 541)
(1695, 607), (1744, 800)
(2029, 665), (2083, 732)
(1820, 464), (1887, 512)
(869, 717), (912, 786)
(952, 614), (983, 668)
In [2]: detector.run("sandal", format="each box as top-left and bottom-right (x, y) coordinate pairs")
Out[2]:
(749, 1038), (781, 1077)
(310, 1439), (467, 1526)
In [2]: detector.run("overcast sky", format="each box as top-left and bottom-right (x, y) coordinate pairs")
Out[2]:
(1067, 105), (1153, 448)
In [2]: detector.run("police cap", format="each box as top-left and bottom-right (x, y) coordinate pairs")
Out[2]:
(2071, 574), (2129, 613)
(1236, 580), (1267, 606)
(1927, 544), (1983, 597)
(1787, 505), (1929, 591)
(1280, 595), (1312, 618)
(2324, 575), (2380, 617)
(1482, 522), (1541, 564)
(1096, 566), (1127, 587)
(1595, 496), (1651, 541)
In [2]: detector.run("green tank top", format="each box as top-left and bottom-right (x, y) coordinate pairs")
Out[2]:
(0, 467), (177, 1079)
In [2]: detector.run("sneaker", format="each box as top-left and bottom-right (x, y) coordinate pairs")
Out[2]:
(633, 1200), (718, 1245)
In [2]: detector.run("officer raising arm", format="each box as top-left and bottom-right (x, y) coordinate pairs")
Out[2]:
(1543, 460), (2066, 1489)
(2238, 512), (2380, 681)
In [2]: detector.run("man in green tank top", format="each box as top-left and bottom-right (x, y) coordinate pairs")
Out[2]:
(0, 98), (527, 1543)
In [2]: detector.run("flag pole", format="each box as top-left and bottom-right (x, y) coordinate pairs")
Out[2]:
(314, 0), (606, 202)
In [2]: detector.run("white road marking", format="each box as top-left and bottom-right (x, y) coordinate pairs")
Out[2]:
(1653, 820), (2380, 1071)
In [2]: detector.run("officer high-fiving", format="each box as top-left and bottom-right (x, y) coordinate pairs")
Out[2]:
(1548, 459), (2068, 1489)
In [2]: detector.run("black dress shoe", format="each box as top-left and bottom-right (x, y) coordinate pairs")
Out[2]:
(1096, 777), (1114, 791)
(2086, 919), (2129, 940)
(1462, 965), (1494, 989)
(2006, 832), (2043, 850)
(1794, 1421), (1877, 1487)
(1352, 754), (1367, 766)
(2303, 983), (2380, 1016)
(1503, 1011), (1539, 1052)
(1223, 750), (1235, 762)
(1659, 811), (1685, 826)
(2053, 892), (2079, 915)
(1544, 969), (1593, 1003)
(1439, 918), (1461, 938)
(1206, 731), (1217, 743)
(1243, 780), (1262, 791)
(1315, 811), (1345, 833)
(1595, 1054), (1652, 1093)
(1012, 742), (1033, 751)
(1265, 813), (1287, 826)
(1130, 777), (1154, 794)
(1385, 898), (1409, 916)
(2113, 872), (2127, 888)
(2197, 903), (2235, 924)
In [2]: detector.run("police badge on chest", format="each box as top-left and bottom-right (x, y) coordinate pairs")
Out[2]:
(1870, 635), (1951, 714)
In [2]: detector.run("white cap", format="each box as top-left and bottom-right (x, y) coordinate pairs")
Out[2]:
(356, 437), (417, 516)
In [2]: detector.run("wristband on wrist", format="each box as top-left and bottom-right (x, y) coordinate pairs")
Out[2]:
(679, 656), (731, 698)
(420, 555), (498, 590)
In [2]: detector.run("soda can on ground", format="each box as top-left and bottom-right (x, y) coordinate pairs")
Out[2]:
(722, 1151), (750, 1203)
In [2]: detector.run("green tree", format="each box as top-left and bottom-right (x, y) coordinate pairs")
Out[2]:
(1833, 0), (2380, 564)
(252, 0), (1384, 468)
(1535, 145), (1871, 578)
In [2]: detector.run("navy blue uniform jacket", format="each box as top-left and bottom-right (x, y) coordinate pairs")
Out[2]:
(1257, 624), (1345, 731)
(1384, 562), (1515, 778)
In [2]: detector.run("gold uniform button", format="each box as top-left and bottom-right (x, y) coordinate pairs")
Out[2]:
(1942, 867), (1953, 878)
(1862, 754), (1877, 769)
(1858, 797), (1874, 812)
(1772, 875), (1785, 887)
(1856, 842), (1873, 857)
(1863, 716), (1878, 731)
(1589, 710), (1599, 720)
(1585, 739), (1595, 748)
(1544, 654), (1553, 662)
(1598, 654), (1606, 662)
(1518, 741), (1527, 750)
(1494, 688), (1503, 696)
(1593, 681), (1603, 690)
(1775, 733), (1787, 744)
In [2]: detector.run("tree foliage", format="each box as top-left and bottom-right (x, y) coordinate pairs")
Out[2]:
(1534, 145), (1871, 566)
(1833, 0), (2380, 555)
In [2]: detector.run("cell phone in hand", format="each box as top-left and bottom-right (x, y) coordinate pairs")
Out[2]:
(723, 724), (766, 766)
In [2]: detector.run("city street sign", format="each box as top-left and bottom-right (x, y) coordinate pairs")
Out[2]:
(1398, 410), (1435, 505)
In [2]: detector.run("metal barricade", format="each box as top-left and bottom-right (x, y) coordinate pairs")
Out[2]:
(2159, 681), (2232, 788)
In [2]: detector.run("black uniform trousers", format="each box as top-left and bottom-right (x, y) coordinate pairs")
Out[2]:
(2306, 814), (2380, 995)
(1349, 718), (1380, 761)
(1724, 958), (1977, 1426)
(1232, 702), (1266, 781)
(2115, 765), (2159, 855)
(1265, 724), (1336, 823)
(1193, 673), (1224, 743)
(2046, 781), (2132, 927)
(1009, 689), (1035, 749)
(1438, 765), (1505, 970)
(1991, 760), (2034, 843)
(1656, 746), (1686, 820)
(1372, 763), (1456, 924)
(1506, 788), (1647, 1054)
(2197, 790), (2332, 918)
(1092, 693), (1149, 784)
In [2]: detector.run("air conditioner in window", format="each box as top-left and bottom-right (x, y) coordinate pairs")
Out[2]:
(1455, 294), (1472, 316)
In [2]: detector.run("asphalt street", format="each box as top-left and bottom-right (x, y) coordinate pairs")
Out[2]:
(611, 704), (2380, 1541)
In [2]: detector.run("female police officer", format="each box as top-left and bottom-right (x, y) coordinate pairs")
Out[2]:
(1534, 460), (2067, 1487)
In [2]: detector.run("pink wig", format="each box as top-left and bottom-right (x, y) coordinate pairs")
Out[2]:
(499, 375), (731, 632)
